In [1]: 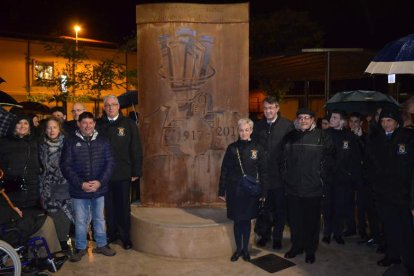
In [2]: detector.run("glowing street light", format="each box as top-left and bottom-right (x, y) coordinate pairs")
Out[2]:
(74, 25), (81, 51)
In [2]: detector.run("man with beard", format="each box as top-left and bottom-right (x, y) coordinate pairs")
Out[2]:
(281, 108), (334, 264)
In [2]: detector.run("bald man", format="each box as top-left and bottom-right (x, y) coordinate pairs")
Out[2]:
(64, 102), (86, 136)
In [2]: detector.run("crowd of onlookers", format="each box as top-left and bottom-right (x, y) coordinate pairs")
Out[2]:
(0, 95), (142, 265)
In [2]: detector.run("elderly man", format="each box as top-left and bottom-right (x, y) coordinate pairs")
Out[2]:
(61, 112), (116, 262)
(64, 102), (86, 136)
(364, 108), (414, 274)
(97, 95), (143, 250)
(281, 108), (334, 264)
(252, 96), (293, 250)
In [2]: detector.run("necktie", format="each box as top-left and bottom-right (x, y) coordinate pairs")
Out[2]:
(386, 133), (392, 140)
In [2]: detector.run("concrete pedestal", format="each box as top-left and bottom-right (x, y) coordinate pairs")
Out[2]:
(131, 206), (249, 259)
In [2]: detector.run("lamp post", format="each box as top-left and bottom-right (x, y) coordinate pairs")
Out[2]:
(74, 25), (81, 51)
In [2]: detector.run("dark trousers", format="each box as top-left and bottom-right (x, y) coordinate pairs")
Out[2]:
(233, 220), (251, 254)
(105, 180), (131, 242)
(287, 195), (322, 255)
(356, 184), (381, 239)
(322, 182), (356, 237)
(262, 187), (287, 242)
(376, 201), (414, 271)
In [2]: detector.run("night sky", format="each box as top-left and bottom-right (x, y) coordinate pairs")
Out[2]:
(1, 0), (414, 50)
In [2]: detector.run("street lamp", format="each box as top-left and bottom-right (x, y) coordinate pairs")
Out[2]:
(74, 25), (81, 51)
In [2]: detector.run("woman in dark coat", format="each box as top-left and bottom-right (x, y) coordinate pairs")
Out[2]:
(39, 117), (74, 249)
(218, 118), (267, 262)
(0, 115), (41, 209)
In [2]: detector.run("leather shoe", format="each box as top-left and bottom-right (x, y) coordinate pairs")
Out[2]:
(377, 257), (401, 267)
(230, 252), (241, 262)
(322, 236), (331, 244)
(122, 240), (133, 250)
(305, 254), (315, 264)
(242, 251), (251, 262)
(272, 240), (282, 250)
(256, 237), (268, 247)
(284, 249), (303, 259)
(334, 236), (345, 244)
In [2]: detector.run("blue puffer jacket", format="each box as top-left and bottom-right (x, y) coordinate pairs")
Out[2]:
(61, 130), (115, 199)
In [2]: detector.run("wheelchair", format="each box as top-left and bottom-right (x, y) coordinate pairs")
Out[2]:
(0, 226), (67, 275)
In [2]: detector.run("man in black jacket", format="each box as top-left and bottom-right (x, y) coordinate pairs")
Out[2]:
(281, 108), (334, 264)
(252, 96), (293, 250)
(98, 95), (143, 250)
(322, 110), (362, 244)
(364, 108), (414, 274)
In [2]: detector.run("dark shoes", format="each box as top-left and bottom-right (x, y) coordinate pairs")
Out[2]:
(242, 251), (251, 262)
(70, 248), (87, 262)
(272, 240), (282, 250)
(334, 236), (345, 244)
(305, 254), (316, 264)
(322, 236), (331, 244)
(122, 240), (133, 250)
(284, 249), (304, 259)
(93, 245), (116, 256)
(230, 251), (241, 262)
(256, 237), (268, 247)
(377, 257), (401, 267)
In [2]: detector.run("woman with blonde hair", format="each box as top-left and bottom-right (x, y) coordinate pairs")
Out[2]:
(219, 118), (267, 262)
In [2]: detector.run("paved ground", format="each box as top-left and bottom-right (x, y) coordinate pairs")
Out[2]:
(57, 234), (389, 276)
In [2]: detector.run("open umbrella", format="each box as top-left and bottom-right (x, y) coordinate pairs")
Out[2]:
(16, 101), (51, 114)
(117, 90), (138, 109)
(326, 90), (400, 115)
(365, 33), (414, 74)
(0, 90), (20, 106)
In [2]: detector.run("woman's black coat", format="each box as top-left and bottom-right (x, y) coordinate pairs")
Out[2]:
(218, 140), (268, 222)
(0, 117), (41, 208)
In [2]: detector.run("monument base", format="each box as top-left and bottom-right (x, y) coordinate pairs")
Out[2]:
(131, 206), (250, 259)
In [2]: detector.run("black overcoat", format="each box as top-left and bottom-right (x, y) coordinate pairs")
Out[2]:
(218, 140), (268, 222)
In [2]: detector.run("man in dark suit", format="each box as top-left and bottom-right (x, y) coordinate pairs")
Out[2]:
(252, 96), (293, 250)
(98, 95), (143, 250)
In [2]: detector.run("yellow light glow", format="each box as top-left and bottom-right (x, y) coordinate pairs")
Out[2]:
(74, 25), (81, 33)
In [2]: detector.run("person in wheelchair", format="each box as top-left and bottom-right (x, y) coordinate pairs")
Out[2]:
(0, 188), (61, 255)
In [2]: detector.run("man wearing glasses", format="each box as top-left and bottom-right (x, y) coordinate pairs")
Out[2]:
(281, 108), (334, 264)
(64, 102), (86, 136)
(98, 95), (143, 250)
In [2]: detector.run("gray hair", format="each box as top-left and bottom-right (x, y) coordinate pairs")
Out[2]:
(237, 118), (254, 130)
(103, 95), (119, 105)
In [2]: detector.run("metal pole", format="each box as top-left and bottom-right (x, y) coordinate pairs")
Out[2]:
(325, 52), (331, 103)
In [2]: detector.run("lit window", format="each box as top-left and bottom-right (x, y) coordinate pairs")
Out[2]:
(34, 61), (54, 84)
(60, 74), (68, 93)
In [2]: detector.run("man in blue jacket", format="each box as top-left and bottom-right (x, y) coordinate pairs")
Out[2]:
(61, 112), (115, 262)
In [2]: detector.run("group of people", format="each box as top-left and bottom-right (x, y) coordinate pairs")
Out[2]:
(0, 95), (142, 263)
(219, 97), (414, 275)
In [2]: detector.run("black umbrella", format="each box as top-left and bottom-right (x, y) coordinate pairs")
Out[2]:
(326, 90), (400, 115)
(117, 90), (138, 109)
(16, 101), (51, 114)
(0, 90), (19, 106)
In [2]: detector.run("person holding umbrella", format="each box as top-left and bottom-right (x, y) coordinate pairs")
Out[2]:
(364, 107), (414, 274)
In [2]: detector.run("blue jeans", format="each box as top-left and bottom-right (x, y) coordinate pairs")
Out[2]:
(73, 196), (107, 250)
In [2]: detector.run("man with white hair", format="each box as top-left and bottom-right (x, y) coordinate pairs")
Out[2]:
(97, 95), (143, 250)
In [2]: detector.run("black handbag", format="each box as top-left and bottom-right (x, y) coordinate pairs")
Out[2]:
(236, 148), (262, 197)
(254, 200), (272, 237)
(0, 144), (30, 193)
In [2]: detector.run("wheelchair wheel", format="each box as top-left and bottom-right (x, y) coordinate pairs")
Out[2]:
(0, 240), (21, 276)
